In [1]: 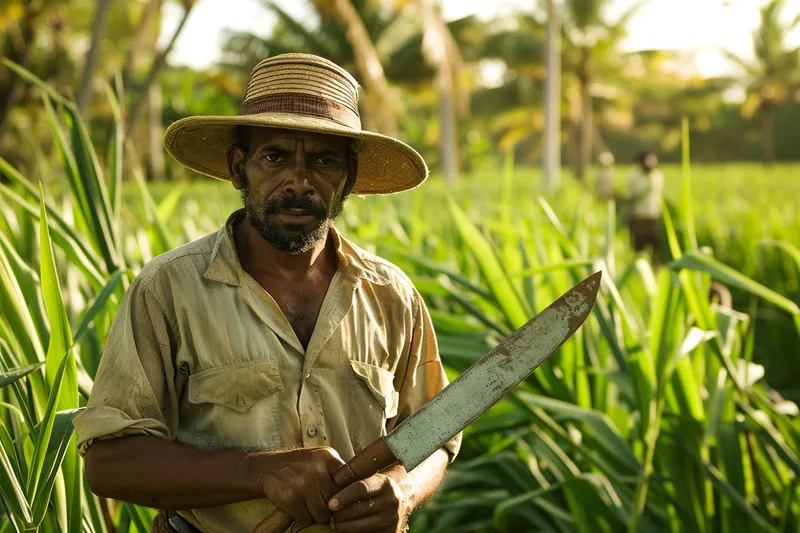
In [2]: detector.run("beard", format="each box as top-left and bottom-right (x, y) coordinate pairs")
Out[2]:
(240, 170), (348, 254)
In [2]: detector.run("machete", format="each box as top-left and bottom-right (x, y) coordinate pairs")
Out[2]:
(253, 270), (602, 533)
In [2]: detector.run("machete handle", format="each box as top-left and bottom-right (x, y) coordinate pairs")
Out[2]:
(251, 438), (398, 533)
(332, 437), (398, 487)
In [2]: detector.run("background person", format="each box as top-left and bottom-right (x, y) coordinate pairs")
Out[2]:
(626, 150), (664, 264)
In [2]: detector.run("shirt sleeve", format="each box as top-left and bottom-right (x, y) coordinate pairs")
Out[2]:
(73, 276), (179, 455)
(652, 170), (665, 194)
(388, 289), (462, 463)
(627, 171), (642, 196)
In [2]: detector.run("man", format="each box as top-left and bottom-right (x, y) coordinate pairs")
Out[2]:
(74, 53), (461, 533)
(626, 150), (664, 263)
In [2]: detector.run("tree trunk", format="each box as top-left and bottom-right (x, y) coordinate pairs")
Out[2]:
(330, 0), (398, 137)
(417, 0), (461, 183)
(148, 83), (165, 180)
(593, 123), (608, 155)
(576, 72), (592, 181)
(437, 71), (458, 183)
(761, 102), (774, 166)
(0, 0), (43, 139)
(125, 0), (195, 138)
(542, 0), (561, 191)
(77, 0), (115, 113)
(122, 0), (163, 88)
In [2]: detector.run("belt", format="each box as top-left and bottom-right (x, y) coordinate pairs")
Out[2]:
(168, 512), (203, 533)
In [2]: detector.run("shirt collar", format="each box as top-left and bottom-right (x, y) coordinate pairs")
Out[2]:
(203, 209), (390, 286)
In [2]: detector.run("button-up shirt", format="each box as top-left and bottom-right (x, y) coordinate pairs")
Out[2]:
(74, 209), (461, 533)
(627, 168), (664, 218)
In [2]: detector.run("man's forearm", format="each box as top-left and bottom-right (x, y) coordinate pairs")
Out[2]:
(85, 435), (265, 510)
(383, 448), (450, 510)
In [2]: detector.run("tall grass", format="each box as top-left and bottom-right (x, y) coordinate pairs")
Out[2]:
(1, 63), (799, 532)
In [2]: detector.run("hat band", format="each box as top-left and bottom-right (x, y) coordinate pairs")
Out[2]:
(240, 93), (361, 130)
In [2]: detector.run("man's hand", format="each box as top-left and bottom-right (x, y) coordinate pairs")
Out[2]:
(327, 470), (414, 533)
(258, 447), (346, 527)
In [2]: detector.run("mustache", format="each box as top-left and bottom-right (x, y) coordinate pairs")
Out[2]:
(262, 195), (328, 218)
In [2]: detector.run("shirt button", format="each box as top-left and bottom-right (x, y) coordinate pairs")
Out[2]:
(307, 426), (318, 437)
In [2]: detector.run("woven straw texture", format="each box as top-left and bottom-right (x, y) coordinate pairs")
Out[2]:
(163, 53), (428, 195)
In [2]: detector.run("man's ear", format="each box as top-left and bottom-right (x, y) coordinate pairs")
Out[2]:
(227, 144), (247, 190)
(343, 153), (358, 197)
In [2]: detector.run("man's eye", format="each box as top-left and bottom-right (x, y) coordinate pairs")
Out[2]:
(264, 153), (282, 162)
(316, 156), (335, 165)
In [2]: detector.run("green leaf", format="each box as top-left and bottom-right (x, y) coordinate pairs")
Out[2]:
(517, 393), (640, 474)
(66, 99), (120, 271)
(680, 117), (698, 251)
(0, 363), (44, 389)
(25, 350), (70, 512)
(38, 183), (77, 411)
(0, 231), (46, 366)
(760, 239), (800, 276)
(668, 250), (800, 318)
(695, 449), (779, 533)
(103, 79), (124, 245)
(72, 269), (124, 345)
(0, 423), (32, 523)
(448, 197), (528, 328)
(156, 182), (188, 222)
(0, 180), (105, 289)
(29, 408), (83, 526)
(2, 59), (70, 107)
(132, 162), (175, 254)
(125, 503), (157, 533)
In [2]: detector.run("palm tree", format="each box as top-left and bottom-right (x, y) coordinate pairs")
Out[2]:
(560, 0), (645, 180)
(126, 0), (198, 138)
(220, 0), (400, 134)
(76, 0), (114, 113)
(543, 0), (562, 190)
(415, 0), (466, 183)
(220, 0), (482, 174)
(475, 12), (546, 160)
(0, 0), (47, 137)
(624, 49), (733, 155)
(321, 0), (398, 136)
(725, 0), (800, 166)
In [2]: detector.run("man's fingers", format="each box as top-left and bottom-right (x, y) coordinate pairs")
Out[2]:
(307, 489), (333, 525)
(318, 472), (341, 503)
(287, 502), (314, 527)
(331, 496), (382, 523)
(329, 479), (375, 511)
(323, 447), (347, 471)
(331, 513), (393, 533)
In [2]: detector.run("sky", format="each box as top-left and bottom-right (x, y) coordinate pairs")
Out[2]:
(158, 0), (800, 79)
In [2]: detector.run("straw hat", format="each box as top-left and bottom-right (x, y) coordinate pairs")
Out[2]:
(163, 53), (428, 195)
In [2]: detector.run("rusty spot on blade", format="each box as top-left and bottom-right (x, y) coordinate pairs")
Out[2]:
(565, 271), (601, 330)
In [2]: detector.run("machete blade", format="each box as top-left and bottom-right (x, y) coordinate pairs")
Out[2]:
(384, 270), (602, 470)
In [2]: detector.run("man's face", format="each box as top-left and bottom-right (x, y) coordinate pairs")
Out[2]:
(230, 128), (355, 254)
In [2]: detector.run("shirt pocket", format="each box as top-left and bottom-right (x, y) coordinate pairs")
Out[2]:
(348, 359), (399, 452)
(186, 361), (284, 451)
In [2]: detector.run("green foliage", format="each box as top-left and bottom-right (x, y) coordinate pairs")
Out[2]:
(2, 53), (800, 533)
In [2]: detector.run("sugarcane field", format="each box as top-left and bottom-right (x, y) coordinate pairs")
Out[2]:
(1, 1), (800, 532)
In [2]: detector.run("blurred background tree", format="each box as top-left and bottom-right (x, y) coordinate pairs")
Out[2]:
(4, 0), (800, 184)
(724, 0), (800, 166)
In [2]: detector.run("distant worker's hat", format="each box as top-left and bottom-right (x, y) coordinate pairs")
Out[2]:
(163, 53), (427, 195)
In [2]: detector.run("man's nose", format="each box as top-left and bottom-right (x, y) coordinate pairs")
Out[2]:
(283, 164), (315, 197)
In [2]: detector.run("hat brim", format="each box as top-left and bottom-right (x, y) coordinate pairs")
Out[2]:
(163, 113), (428, 195)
